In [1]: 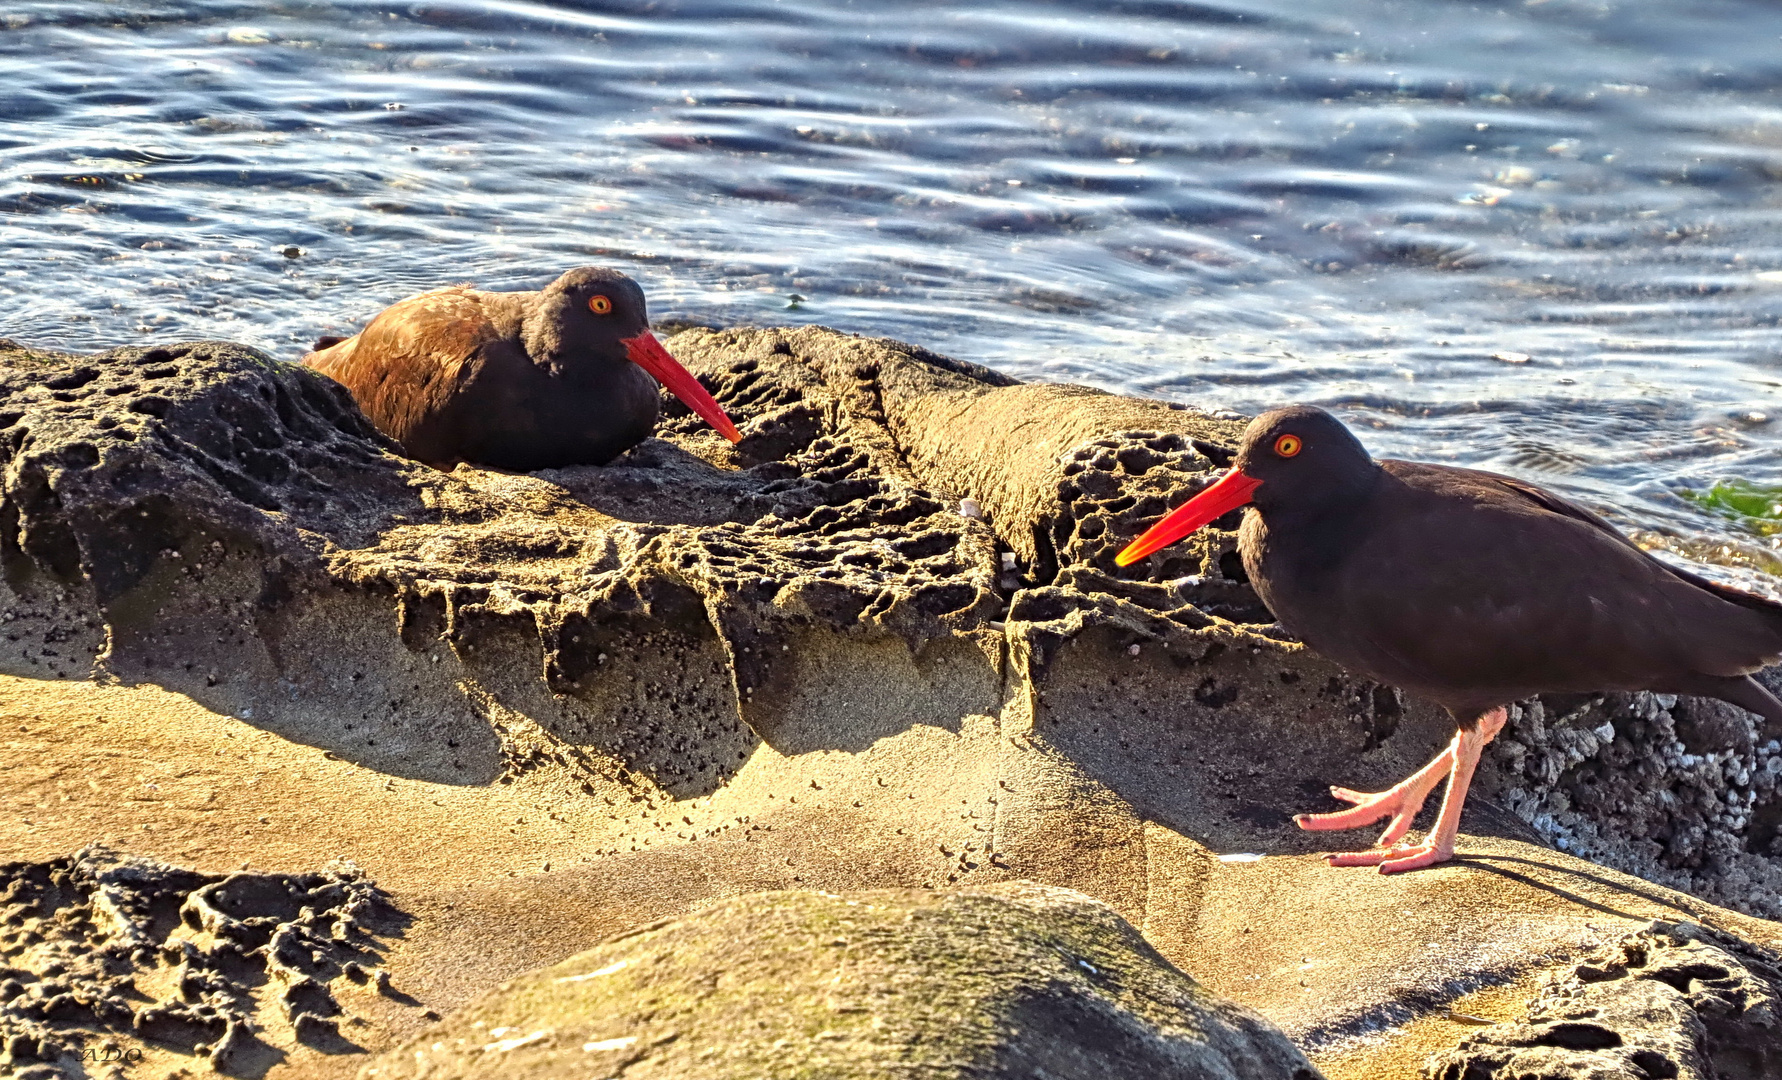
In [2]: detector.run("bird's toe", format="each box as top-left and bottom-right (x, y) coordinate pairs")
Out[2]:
(1322, 848), (1400, 867)
(1376, 844), (1452, 874)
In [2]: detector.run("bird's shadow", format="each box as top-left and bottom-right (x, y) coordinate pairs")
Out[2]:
(1443, 851), (1748, 932)
(1023, 622), (1668, 877)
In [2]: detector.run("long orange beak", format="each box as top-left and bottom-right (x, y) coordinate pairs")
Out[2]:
(1115, 468), (1262, 566)
(621, 330), (742, 443)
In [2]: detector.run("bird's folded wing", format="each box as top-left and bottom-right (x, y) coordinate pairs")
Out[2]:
(1485, 470), (1782, 622)
(1337, 465), (1782, 693)
(304, 288), (497, 445)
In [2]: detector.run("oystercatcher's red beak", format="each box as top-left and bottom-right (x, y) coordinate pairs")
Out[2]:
(621, 330), (742, 443)
(1115, 468), (1262, 566)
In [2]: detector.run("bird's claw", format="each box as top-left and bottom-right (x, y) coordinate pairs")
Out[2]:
(1323, 843), (1453, 873)
(1294, 782), (1432, 849)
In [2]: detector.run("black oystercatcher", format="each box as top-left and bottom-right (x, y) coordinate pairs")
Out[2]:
(1116, 405), (1782, 872)
(303, 267), (740, 470)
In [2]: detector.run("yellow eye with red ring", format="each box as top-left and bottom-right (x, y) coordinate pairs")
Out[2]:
(588, 295), (613, 315)
(1274, 433), (1302, 458)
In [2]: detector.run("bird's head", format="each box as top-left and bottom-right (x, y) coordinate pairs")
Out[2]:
(528, 267), (741, 443)
(1115, 404), (1377, 566)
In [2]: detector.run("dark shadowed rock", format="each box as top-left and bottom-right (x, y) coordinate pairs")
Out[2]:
(1475, 691), (1782, 919)
(358, 881), (1323, 1080)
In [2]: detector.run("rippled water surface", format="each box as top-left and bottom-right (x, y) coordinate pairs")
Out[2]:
(5, 0), (1782, 579)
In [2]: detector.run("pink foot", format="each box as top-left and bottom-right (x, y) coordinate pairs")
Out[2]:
(1324, 842), (1451, 873)
(1294, 744), (1454, 850)
(1298, 707), (1507, 874)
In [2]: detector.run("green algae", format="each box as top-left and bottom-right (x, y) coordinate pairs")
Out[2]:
(1680, 480), (1782, 537)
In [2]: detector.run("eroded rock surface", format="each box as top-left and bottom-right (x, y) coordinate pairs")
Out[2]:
(0, 847), (401, 1078)
(0, 329), (1364, 827)
(6, 328), (1782, 1080)
(1429, 920), (1782, 1079)
(360, 881), (1322, 1080)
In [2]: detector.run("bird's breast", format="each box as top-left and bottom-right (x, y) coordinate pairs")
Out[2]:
(1238, 505), (1379, 659)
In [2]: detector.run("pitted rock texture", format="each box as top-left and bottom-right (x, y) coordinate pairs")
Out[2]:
(0, 847), (401, 1078)
(1477, 689), (1782, 920)
(0, 337), (412, 583)
(0, 328), (1333, 811)
(0, 338), (416, 686)
(1428, 920), (1782, 1080)
(7, 324), (1782, 1029)
(359, 881), (1323, 1080)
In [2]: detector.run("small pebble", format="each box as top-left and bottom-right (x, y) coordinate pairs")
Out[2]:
(958, 498), (982, 520)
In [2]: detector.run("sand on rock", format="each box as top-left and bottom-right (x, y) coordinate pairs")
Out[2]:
(2, 328), (1782, 1080)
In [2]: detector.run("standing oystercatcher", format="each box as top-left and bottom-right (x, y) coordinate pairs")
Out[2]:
(1118, 404), (1782, 871)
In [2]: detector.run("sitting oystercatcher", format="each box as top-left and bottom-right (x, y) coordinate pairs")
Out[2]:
(304, 267), (739, 470)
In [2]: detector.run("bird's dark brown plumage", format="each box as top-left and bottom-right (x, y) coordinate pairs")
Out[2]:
(1118, 404), (1782, 871)
(302, 267), (739, 471)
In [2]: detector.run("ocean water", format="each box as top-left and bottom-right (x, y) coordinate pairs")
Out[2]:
(4, 0), (1782, 583)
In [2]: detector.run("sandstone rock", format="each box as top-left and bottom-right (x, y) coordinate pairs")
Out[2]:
(5, 329), (1782, 1080)
(359, 881), (1322, 1080)
(0, 329), (1384, 825)
(1429, 919), (1782, 1079)
(0, 846), (398, 1076)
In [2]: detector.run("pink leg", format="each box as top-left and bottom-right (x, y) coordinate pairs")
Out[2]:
(1297, 708), (1507, 873)
(1294, 739), (1457, 849)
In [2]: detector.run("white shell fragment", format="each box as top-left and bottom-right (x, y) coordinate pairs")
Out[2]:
(482, 1030), (551, 1053)
(557, 959), (629, 982)
(583, 1037), (638, 1052)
